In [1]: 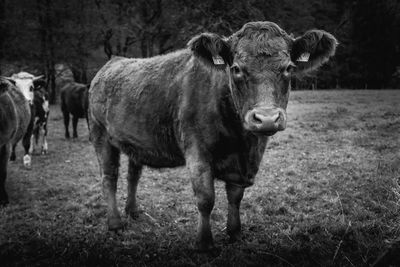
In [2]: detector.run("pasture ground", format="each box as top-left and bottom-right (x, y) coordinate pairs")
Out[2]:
(1, 90), (399, 266)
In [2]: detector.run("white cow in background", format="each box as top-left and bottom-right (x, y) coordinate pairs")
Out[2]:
(4, 72), (49, 167)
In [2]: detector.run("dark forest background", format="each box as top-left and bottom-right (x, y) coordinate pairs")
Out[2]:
(0, 0), (399, 103)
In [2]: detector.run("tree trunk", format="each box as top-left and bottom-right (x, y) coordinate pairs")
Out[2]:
(37, 0), (56, 104)
(141, 36), (148, 58)
(0, 0), (5, 74)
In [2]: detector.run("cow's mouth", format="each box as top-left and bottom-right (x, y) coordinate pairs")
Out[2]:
(248, 128), (278, 137)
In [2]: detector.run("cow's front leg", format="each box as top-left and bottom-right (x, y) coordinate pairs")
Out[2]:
(187, 152), (215, 251)
(226, 183), (244, 242)
(125, 160), (143, 219)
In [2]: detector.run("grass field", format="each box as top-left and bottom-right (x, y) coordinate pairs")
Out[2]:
(1, 90), (399, 266)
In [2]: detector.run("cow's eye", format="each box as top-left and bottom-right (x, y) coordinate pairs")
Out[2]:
(231, 63), (245, 81)
(283, 63), (296, 77)
(232, 64), (241, 75)
(29, 86), (34, 92)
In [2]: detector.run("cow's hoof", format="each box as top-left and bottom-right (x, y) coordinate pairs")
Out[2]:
(125, 206), (141, 219)
(0, 195), (9, 206)
(23, 155), (31, 169)
(195, 241), (217, 253)
(228, 232), (242, 243)
(41, 149), (47, 155)
(108, 217), (124, 231)
(9, 154), (16, 161)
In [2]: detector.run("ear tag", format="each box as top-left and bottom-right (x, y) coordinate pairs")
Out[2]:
(212, 55), (225, 65)
(297, 52), (310, 62)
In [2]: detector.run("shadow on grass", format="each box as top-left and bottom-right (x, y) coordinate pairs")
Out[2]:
(1, 218), (399, 267)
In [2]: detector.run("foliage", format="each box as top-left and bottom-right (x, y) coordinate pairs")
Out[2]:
(0, 0), (399, 101)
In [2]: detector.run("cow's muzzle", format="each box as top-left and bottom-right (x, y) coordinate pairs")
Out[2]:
(244, 107), (286, 136)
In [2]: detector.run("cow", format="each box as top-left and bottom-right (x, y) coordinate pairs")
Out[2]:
(30, 86), (50, 155)
(60, 82), (89, 139)
(89, 21), (337, 251)
(4, 72), (47, 167)
(0, 78), (31, 205)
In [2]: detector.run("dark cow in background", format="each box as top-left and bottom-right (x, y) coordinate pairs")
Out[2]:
(61, 82), (89, 139)
(89, 21), (337, 250)
(0, 78), (31, 204)
(4, 72), (48, 167)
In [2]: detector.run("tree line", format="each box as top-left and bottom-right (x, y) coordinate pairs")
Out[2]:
(0, 0), (399, 103)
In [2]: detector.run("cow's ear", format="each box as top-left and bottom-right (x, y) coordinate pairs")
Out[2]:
(33, 77), (46, 90)
(0, 78), (12, 94)
(2, 77), (16, 85)
(188, 33), (233, 69)
(291, 30), (338, 74)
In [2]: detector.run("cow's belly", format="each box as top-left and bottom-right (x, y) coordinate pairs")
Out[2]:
(68, 102), (85, 118)
(108, 118), (185, 168)
(115, 139), (185, 168)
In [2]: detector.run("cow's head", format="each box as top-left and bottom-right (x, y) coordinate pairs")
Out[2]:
(34, 86), (50, 117)
(189, 21), (337, 136)
(4, 72), (45, 105)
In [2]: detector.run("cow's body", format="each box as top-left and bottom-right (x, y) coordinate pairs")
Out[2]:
(61, 82), (89, 139)
(8, 72), (49, 165)
(89, 21), (337, 250)
(91, 53), (266, 183)
(0, 79), (31, 204)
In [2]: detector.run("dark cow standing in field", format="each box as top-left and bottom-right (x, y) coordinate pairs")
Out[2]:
(89, 21), (337, 250)
(5, 72), (49, 167)
(0, 78), (31, 205)
(61, 82), (89, 139)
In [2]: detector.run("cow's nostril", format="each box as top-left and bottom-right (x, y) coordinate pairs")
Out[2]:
(274, 112), (281, 123)
(252, 113), (263, 124)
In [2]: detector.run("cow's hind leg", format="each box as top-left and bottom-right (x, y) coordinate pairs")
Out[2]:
(101, 141), (121, 230)
(0, 144), (10, 205)
(91, 123), (122, 231)
(125, 161), (143, 219)
(41, 122), (48, 154)
(9, 143), (16, 161)
(63, 111), (70, 139)
(226, 183), (244, 242)
(72, 116), (79, 138)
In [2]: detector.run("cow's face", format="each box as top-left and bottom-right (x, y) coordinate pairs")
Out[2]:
(229, 22), (337, 136)
(189, 22), (337, 136)
(6, 72), (44, 105)
(35, 87), (50, 116)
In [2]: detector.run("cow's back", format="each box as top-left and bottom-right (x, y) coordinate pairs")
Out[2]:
(90, 52), (192, 167)
(61, 82), (88, 118)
